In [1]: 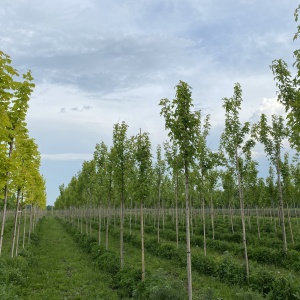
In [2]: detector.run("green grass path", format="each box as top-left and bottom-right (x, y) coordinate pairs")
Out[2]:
(20, 216), (118, 300)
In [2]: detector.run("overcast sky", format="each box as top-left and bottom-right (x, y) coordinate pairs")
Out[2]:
(1, 0), (298, 205)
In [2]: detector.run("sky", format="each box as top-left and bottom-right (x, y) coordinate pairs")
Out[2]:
(1, 0), (298, 206)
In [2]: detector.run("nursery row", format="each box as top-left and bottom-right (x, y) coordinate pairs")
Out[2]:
(56, 208), (300, 299)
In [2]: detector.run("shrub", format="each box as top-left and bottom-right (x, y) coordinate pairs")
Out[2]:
(249, 267), (275, 296)
(284, 250), (300, 271)
(264, 274), (300, 300)
(97, 250), (120, 275)
(197, 287), (224, 300)
(0, 284), (19, 299)
(233, 289), (264, 300)
(133, 268), (186, 300)
(192, 253), (217, 277)
(218, 252), (246, 286)
(29, 232), (39, 246)
(113, 267), (141, 298)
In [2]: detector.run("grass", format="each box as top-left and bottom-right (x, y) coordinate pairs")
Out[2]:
(19, 216), (118, 300)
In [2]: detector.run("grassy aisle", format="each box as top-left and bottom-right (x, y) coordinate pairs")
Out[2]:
(20, 216), (118, 300)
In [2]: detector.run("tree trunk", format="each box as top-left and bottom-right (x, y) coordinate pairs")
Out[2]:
(210, 194), (215, 240)
(106, 205), (110, 250)
(22, 205), (27, 249)
(256, 206), (260, 239)
(276, 157), (287, 253)
(185, 162), (192, 300)
(120, 190), (124, 268)
(11, 188), (21, 257)
(230, 203), (234, 233)
(157, 181), (160, 243)
(202, 192), (206, 256)
(15, 207), (22, 256)
(287, 203), (294, 245)
(129, 199), (132, 236)
(0, 141), (13, 257)
(175, 173), (179, 248)
(28, 204), (33, 240)
(236, 148), (249, 283)
(141, 202), (145, 282)
(98, 207), (101, 246)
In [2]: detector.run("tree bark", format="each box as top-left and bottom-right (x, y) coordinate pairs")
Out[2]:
(185, 162), (192, 300)
(11, 188), (21, 257)
(175, 173), (179, 248)
(276, 157), (287, 253)
(287, 203), (294, 245)
(210, 194), (215, 240)
(15, 207), (22, 256)
(256, 206), (260, 239)
(236, 148), (249, 283)
(141, 202), (145, 282)
(0, 141), (14, 257)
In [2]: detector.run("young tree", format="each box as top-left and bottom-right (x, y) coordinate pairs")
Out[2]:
(281, 153), (295, 245)
(0, 51), (35, 256)
(220, 83), (255, 282)
(160, 80), (200, 300)
(194, 112), (212, 256)
(155, 144), (165, 243)
(271, 5), (300, 153)
(164, 141), (182, 248)
(112, 121), (130, 268)
(221, 169), (236, 233)
(133, 129), (152, 281)
(10, 134), (41, 257)
(93, 142), (109, 245)
(252, 113), (288, 253)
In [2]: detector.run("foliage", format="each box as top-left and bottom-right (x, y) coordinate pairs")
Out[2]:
(134, 268), (186, 300)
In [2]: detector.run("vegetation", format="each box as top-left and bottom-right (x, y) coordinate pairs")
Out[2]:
(3, 3), (300, 299)
(0, 51), (46, 259)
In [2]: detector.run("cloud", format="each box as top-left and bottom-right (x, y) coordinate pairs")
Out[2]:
(3, 0), (298, 205)
(250, 97), (286, 123)
(64, 105), (92, 113)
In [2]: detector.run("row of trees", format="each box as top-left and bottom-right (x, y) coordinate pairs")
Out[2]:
(0, 51), (46, 257)
(55, 80), (299, 298)
(55, 6), (300, 298)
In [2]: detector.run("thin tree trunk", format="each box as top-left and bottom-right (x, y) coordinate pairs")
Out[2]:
(11, 188), (21, 257)
(210, 193), (215, 240)
(287, 203), (295, 245)
(22, 205), (27, 249)
(162, 198), (165, 232)
(85, 206), (88, 235)
(28, 204), (33, 240)
(80, 208), (83, 234)
(277, 157), (287, 253)
(141, 202), (145, 282)
(230, 203), (234, 233)
(157, 182), (160, 243)
(236, 148), (249, 283)
(256, 206), (260, 239)
(89, 206), (92, 235)
(129, 199), (132, 236)
(175, 173), (179, 248)
(294, 202), (299, 226)
(120, 189), (124, 268)
(202, 191), (206, 256)
(0, 141), (13, 257)
(98, 207), (101, 246)
(185, 163), (192, 300)
(190, 204), (194, 236)
(106, 204), (110, 250)
(15, 207), (22, 256)
(0, 185), (9, 257)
